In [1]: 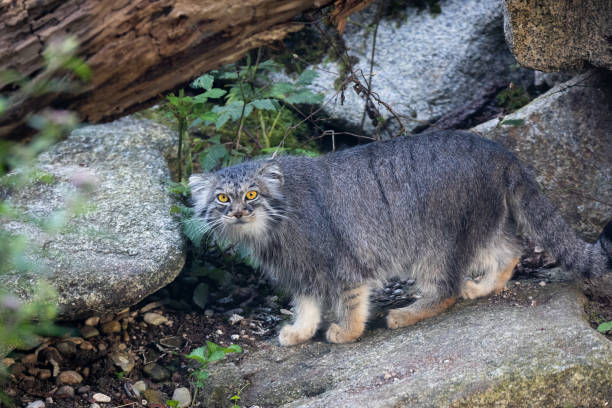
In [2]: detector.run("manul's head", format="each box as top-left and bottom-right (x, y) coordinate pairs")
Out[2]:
(189, 159), (285, 242)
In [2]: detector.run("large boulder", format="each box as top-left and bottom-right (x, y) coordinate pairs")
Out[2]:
(200, 283), (611, 407)
(308, 0), (531, 134)
(502, 0), (612, 72)
(0, 117), (185, 320)
(472, 70), (612, 241)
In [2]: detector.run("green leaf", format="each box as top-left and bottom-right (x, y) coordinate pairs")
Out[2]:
(499, 119), (525, 127)
(182, 217), (206, 247)
(186, 346), (208, 363)
(203, 88), (227, 99)
(193, 94), (209, 104)
(200, 111), (217, 124)
(284, 89), (324, 104)
(207, 350), (226, 362)
(296, 70), (317, 86)
(166, 400), (179, 408)
(257, 59), (279, 72)
(269, 82), (293, 99)
(219, 72), (239, 79)
(192, 282), (209, 309)
(222, 344), (242, 354)
(199, 143), (227, 171)
(597, 320), (612, 333)
(249, 99), (278, 111)
(206, 340), (221, 354)
(192, 74), (214, 90)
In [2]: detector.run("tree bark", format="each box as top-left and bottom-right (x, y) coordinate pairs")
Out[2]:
(0, 0), (374, 139)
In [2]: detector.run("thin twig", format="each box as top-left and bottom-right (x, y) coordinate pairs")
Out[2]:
(360, 0), (384, 134)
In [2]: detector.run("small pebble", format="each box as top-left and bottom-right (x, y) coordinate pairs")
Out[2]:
(26, 401), (45, 408)
(55, 385), (75, 398)
(143, 363), (170, 382)
(171, 387), (192, 408)
(229, 313), (244, 325)
(538, 281), (547, 287)
(140, 301), (163, 313)
(216, 329), (223, 335)
(80, 326), (100, 339)
(58, 370), (83, 385)
(45, 397), (53, 404)
(38, 369), (51, 380)
(231, 334), (240, 340)
(97, 343), (107, 352)
(133, 380), (147, 394)
(84, 316), (100, 326)
(90, 404), (101, 408)
(77, 385), (91, 394)
(143, 312), (168, 326)
(279, 309), (293, 316)
(101, 320), (121, 334)
(2, 357), (14, 367)
(92, 393), (111, 403)
(204, 309), (214, 317)
(392, 289), (403, 295)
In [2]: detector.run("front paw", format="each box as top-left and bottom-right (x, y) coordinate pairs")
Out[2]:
(460, 280), (480, 300)
(279, 324), (312, 346)
(326, 323), (361, 344)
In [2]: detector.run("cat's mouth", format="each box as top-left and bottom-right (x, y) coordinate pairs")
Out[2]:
(223, 215), (255, 225)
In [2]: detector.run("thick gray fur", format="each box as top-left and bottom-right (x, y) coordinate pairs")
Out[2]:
(189, 130), (612, 331)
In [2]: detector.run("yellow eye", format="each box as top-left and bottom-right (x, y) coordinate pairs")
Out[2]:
(245, 190), (258, 200)
(217, 193), (229, 203)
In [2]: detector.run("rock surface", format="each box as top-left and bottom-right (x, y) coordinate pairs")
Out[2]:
(0, 117), (185, 319)
(308, 0), (531, 134)
(502, 0), (612, 71)
(201, 283), (611, 407)
(472, 70), (612, 240)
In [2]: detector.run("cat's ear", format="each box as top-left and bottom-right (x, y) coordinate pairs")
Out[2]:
(257, 159), (284, 187)
(189, 173), (216, 198)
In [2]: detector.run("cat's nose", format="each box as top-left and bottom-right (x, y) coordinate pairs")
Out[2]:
(234, 212), (242, 219)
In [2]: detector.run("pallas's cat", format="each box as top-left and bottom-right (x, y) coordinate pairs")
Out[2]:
(189, 130), (612, 345)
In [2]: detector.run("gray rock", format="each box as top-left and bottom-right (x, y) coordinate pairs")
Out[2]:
(25, 401), (45, 408)
(200, 284), (611, 407)
(306, 0), (531, 134)
(472, 70), (612, 240)
(55, 385), (75, 399)
(0, 117), (185, 319)
(502, 0), (612, 71)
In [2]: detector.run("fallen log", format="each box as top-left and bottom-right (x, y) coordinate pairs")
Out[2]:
(0, 0), (374, 139)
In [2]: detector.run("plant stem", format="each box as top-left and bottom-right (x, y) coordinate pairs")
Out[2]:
(235, 67), (248, 150)
(177, 117), (185, 182)
(360, 0), (384, 135)
(267, 107), (283, 147)
(258, 111), (269, 148)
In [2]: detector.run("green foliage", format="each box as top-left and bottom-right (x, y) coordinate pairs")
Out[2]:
(230, 382), (249, 408)
(499, 118), (525, 127)
(165, 400), (179, 407)
(164, 53), (322, 187)
(186, 341), (242, 404)
(597, 320), (612, 334)
(0, 36), (90, 403)
(496, 86), (532, 113)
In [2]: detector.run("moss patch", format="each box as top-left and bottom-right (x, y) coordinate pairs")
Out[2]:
(449, 364), (612, 408)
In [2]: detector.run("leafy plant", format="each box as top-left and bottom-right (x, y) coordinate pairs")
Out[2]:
(185, 341), (242, 404)
(164, 53), (322, 185)
(230, 382), (249, 408)
(597, 320), (612, 334)
(0, 36), (90, 403)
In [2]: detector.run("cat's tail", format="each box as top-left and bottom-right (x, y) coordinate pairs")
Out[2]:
(508, 165), (611, 279)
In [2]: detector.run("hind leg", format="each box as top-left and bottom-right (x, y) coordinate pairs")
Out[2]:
(326, 284), (370, 343)
(461, 257), (519, 300)
(387, 296), (457, 329)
